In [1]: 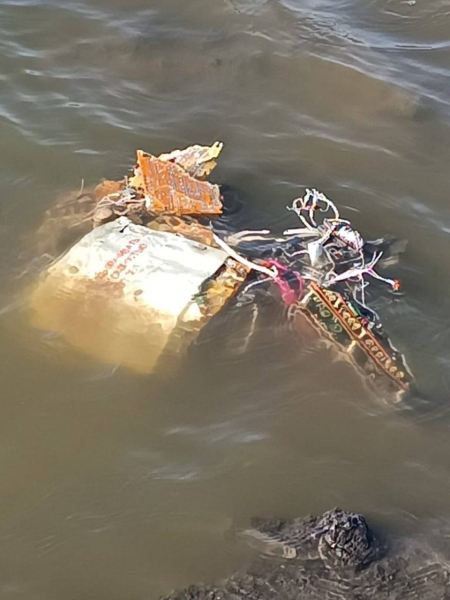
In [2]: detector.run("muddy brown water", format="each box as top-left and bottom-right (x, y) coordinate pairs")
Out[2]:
(1, 0), (450, 598)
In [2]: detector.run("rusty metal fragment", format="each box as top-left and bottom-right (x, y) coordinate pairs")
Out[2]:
(158, 141), (224, 179)
(129, 150), (223, 216)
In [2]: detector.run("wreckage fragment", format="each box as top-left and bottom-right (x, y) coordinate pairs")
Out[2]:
(288, 282), (413, 396)
(89, 142), (225, 228)
(231, 188), (415, 397)
(29, 143), (238, 373)
(269, 189), (413, 397)
(30, 218), (248, 374)
(158, 141), (224, 179)
(30, 144), (415, 396)
(129, 150), (223, 216)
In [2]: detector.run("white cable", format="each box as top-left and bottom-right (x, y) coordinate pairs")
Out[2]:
(212, 233), (278, 279)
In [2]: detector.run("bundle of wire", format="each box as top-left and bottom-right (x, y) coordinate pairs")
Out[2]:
(217, 189), (401, 326)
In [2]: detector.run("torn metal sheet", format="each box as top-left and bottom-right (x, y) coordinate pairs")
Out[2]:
(129, 150), (223, 216)
(158, 141), (224, 179)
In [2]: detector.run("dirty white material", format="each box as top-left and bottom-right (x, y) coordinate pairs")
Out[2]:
(31, 217), (228, 372)
(307, 240), (323, 266)
(54, 217), (226, 320)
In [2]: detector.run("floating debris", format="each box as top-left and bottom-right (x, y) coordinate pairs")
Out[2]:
(233, 188), (413, 398)
(31, 218), (248, 374)
(30, 145), (414, 397)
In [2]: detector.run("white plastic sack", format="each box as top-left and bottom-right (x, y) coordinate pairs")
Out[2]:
(30, 217), (228, 373)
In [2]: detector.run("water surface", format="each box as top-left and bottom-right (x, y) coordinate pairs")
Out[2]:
(1, 0), (450, 598)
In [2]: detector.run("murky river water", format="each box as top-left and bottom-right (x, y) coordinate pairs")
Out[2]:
(1, 0), (450, 597)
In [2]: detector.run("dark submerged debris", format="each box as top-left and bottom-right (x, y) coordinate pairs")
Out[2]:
(161, 508), (450, 600)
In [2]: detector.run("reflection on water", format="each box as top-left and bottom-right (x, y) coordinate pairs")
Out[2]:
(1, 0), (450, 598)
